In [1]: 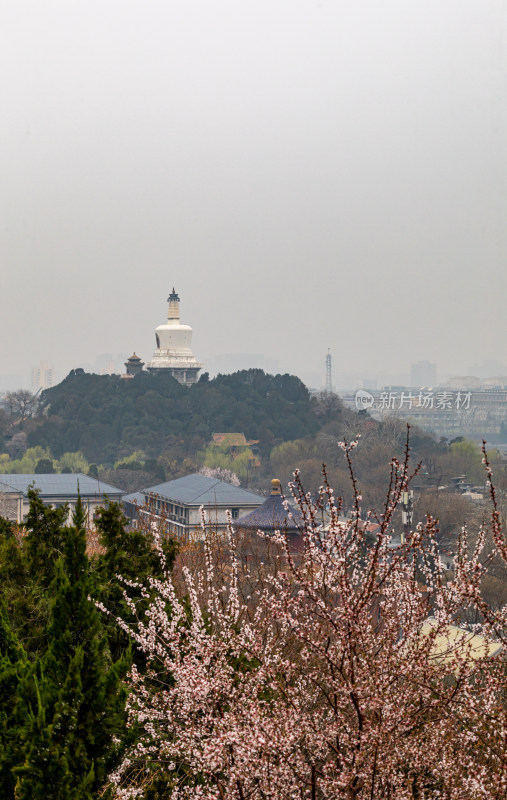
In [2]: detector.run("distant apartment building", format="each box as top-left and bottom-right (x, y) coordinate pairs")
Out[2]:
(123, 473), (263, 539)
(410, 361), (436, 388)
(98, 359), (120, 376)
(479, 376), (507, 390)
(31, 360), (55, 393)
(0, 474), (123, 527)
(446, 376), (482, 390)
(344, 386), (507, 441)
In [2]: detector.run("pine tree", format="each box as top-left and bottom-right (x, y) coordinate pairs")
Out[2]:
(0, 490), (68, 658)
(95, 500), (177, 588)
(14, 497), (127, 799)
(93, 501), (177, 662)
(0, 604), (30, 798)
(23, 488), (68, 589)
(15, 660), (96, 800)
(0, 519), (28, 631)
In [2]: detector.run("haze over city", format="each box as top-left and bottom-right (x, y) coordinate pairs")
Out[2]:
(2, 0), (506, 390)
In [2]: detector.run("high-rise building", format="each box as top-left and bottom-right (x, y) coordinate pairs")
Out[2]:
(410, 360), (436, 388)
(31, 360), (55, 393)
(146, 289), (202, 385)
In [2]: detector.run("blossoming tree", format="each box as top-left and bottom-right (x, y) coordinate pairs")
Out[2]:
(104, 436), (507, 799)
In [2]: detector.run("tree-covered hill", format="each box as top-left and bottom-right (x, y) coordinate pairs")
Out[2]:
(28, 369), (323, 465)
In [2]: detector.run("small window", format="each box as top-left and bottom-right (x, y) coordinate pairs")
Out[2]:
(232, 508), (239, 519)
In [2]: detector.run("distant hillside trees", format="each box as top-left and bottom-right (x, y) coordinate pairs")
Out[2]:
(0, 391), (38, 428)
(199, 442), (256, 481)
(0, 446), (89, 477)
(27, 369), (320, 465)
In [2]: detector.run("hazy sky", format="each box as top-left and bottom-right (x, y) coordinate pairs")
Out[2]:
(2, 0), (506, 389)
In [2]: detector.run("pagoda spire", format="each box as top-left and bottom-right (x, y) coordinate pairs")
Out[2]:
(167, 288), (180, 323)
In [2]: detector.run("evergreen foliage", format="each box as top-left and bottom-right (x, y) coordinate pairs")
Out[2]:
(27, 369), (319, 463)
(24, 488), (68, 588)
(93, 501), (178, 662)
(0, 605), (30, 798)
(14, 497), (127, 798)
(0, 519), (32, 653)
(0, 493), (139, 797)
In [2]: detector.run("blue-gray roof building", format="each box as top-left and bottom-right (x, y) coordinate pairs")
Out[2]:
(0, 473), (123, 527)
(123, 473), (263, 538)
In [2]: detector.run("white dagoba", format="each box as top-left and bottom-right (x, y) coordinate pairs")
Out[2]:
(146, 289), (202, 385)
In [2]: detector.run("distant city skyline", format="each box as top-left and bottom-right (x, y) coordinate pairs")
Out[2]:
(2, 351), (506, 397)
(6, 321), (506, 396)
(30, 360), (56, 394)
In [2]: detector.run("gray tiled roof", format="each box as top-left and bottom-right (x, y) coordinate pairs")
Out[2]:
(122, 491), (145, 506)
(143, 474), (263, 508)
(233, 494), (304, 532)
(0, 479), (21, 494)
(0, 474), (123, 498)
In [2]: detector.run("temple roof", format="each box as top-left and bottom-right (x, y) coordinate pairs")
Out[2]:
(212, 433), (248, 447)
(233, 479), (304, 532)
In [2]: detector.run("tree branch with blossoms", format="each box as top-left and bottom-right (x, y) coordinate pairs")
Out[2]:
(102, 430), (507, 800)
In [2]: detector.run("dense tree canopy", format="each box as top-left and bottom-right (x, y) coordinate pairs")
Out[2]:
(28, 369), (320, 464)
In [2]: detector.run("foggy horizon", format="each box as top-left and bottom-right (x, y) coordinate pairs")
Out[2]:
(2, 1), (506, 393)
